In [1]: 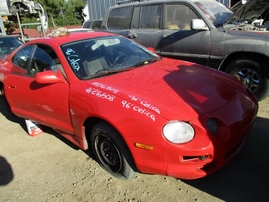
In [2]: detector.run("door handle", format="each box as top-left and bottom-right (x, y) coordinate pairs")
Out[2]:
(7, 84), (16, 89)
(128, 33), (137, 39)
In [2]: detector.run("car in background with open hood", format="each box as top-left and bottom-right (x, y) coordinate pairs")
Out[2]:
(230, 0), (269, 29)
(92, 0), (269, 101)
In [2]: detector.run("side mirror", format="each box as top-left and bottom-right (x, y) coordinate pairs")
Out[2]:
(191, 19), (209, 31)
(35, 70), (66, 84)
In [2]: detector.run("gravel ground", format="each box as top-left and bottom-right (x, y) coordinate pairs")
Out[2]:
(0, 95), (269, 202)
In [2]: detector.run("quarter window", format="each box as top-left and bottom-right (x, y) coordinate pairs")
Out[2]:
(92, 20), (101, 30)
(107, 7), (133, 29)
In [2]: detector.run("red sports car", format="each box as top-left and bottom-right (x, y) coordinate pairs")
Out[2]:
(0, 29), (258, 180)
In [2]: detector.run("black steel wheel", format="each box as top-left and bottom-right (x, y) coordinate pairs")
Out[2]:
(226, 57), (269, 101)
(91, 122), (136, 180)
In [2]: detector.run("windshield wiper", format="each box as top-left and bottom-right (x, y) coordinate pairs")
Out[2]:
(82, 58), (160, 80)
(83, 68), (134, 79)
(132, 58), (159, 68)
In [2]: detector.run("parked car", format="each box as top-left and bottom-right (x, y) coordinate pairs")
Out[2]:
(0, 30), (258, 180)
(0, 35), (23, 58)
(83, 0), (269, 101)
(82, 19), (102, 30)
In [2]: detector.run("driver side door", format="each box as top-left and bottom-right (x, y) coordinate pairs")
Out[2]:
(5, 43), (74, 134)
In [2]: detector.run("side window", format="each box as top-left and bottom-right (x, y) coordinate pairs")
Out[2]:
(132, 7), (140, 29)
(140, 5), (161, 29)
(166, 5), (199, 30)
(12, 45), (34, 75)
(92, 20), (101, 30)
(12, 44), (62, 77)
(29, 46), (54, 75)
(82, 20), (92, 28)
(107, 7), (133, 30)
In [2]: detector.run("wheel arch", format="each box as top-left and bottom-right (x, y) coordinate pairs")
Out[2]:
(83, 117), (129, 146)
(83, 117), (103, 141)
(219, 52), (269, 77)
(0, 82), (4, 96)
(83, 117), (137, 171)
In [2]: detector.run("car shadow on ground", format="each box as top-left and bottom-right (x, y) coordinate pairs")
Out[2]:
(184, 116), (269, 201)
(0, 96), (95, 157)
(40, 126), (95, 158)
(0, 156), (13, 186)
(0, 97), (24, 126)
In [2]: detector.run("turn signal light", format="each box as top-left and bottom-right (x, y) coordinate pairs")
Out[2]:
(135, 143), (153, 150)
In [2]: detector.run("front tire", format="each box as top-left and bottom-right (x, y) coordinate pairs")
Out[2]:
(226, 57), (269, 101)
(91, 122), (136, 180)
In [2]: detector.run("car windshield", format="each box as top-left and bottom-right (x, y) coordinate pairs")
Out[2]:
(61, 36), (160, 79)
(194, 0), (233, 27)
(0, 37), (23, 54)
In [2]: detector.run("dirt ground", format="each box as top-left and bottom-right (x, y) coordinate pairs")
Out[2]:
(0, 94), (269, 202)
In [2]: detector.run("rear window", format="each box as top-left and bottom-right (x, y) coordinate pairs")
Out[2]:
(92, 20), (102, 30)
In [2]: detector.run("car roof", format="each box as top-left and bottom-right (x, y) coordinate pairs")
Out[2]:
(114, 0), (197, 6)
(112, 0), (223, 8)
(28, 31), (118, 46)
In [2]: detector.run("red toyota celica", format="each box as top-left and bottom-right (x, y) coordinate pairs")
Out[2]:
(0, 29), (258, 180)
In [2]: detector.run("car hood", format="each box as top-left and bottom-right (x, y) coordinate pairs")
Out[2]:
(230, 0), (269, 23)
(86, 58), (243, 120)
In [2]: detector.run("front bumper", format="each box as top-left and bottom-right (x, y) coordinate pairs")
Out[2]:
(165, 121), (254, 180)
(165, 89), (258, 180)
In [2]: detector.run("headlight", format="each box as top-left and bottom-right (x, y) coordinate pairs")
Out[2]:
(206, 118), (218, 135)
(163, 121), (195, 144)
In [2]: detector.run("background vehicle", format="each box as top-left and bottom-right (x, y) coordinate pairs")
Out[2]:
(0, 30), (258, 180)
(83, 0), (269, 101)
(0, 0), (44, 15)
(82, 19), (102, 30)
(0, 0), (48, 36)
(0, 35), (23, 58)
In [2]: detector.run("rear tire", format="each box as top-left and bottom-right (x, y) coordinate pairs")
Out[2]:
(226, 57), (269, 101)
(91, 122), (136, 180)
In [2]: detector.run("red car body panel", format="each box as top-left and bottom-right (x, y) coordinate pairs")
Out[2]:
(0, 32), (258, 179)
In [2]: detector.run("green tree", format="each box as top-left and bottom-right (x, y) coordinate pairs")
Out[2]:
(22, 0), (87, 27)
